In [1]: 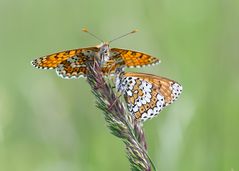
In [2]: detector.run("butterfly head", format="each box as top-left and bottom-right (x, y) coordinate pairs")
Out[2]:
(82, 28), (138, 66)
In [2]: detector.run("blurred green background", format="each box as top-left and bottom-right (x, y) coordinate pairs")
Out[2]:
(0, 0), (239, 171)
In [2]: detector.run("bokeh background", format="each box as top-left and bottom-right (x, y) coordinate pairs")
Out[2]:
(0, 0), (239, 171)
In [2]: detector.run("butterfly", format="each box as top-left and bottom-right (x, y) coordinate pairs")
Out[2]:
(115, 72), (182, 122)
(31, 30), (160, 79)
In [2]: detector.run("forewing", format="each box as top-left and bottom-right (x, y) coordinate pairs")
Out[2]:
(31, 47), (98, 69)
(110, 48), (160, 68)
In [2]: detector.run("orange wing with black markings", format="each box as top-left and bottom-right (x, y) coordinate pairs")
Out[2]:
(31, 44), (161, 79)
(31, 47), (98, 69)
(110, 48), (160, 68)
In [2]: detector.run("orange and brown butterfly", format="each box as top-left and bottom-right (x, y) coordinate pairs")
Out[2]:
(115, 71), (182, 122)
(31, 29), (160, 79)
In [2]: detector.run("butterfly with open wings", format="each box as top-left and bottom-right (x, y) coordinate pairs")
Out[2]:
(31, 30), (160, 79)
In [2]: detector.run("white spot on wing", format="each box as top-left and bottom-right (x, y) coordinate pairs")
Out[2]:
(147, 109), (153, 116)
(133, 105), (139, 112)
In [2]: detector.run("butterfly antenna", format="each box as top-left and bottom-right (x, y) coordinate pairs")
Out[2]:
(109, 29), (139, 43)
(82, 28), (104, 43)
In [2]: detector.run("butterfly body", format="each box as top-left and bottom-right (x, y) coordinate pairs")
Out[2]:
(116, 72), (182, 122)
(31, 43), (160, 79)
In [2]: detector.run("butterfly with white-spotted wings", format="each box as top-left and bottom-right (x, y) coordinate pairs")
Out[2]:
(116, 72), (182, 122)
(31, 29), (160, 79)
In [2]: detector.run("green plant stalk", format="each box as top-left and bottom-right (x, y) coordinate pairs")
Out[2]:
(85, 58), (157, 171)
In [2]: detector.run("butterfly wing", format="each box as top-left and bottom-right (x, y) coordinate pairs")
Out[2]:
(121, 72), (182, 122)
(56, 55), (88, 79)
(55, 50), (118, 79)
(110, 48), (160, 68)
(56, 60), (117, 79)
(31, 46), (160, 78)
(31, 47), (98, 69)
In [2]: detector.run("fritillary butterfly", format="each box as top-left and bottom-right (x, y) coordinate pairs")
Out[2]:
(115, 72), (182, 122)
(31, 30), (160, 79)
